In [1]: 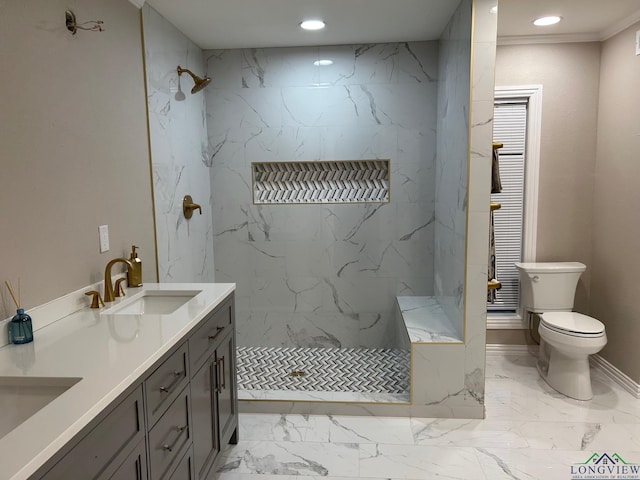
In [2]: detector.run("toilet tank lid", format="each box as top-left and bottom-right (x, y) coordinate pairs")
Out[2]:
(514, 262), (586, 273)
(541, 312), (604, 334)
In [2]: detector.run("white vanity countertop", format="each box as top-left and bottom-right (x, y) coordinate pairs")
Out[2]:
(0, 282), (235, 480)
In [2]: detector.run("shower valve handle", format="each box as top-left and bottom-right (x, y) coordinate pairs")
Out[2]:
(183, 195), (202, 219)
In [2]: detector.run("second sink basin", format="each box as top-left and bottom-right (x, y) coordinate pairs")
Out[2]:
(102, 290), (201, 315)
(0, 376), (82, 440)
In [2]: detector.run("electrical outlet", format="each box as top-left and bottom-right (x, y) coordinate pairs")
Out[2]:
(99, 225), (110, 253)
(636, 30), (640, 56)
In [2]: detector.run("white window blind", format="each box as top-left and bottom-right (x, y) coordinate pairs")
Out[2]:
(489, 99), (528, 311)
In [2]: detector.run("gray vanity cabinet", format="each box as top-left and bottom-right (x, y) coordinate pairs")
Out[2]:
(34, 293), (236, 480)
(36, 386), (146, 480)
(189, 297), (238, 480)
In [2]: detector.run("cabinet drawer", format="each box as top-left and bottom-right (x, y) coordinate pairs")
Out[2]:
(168, 447), (195, 480)
(146, 343), (189, 427)
(148, 387), (191, 480)
(106, 438), (147, 480)
(41, 386), (145, 480)
(189, 298), (232, 374)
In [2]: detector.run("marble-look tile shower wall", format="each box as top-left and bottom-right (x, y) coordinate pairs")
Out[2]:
(205, 43), (439, 349)
(142, 6), (215, 283)
(434, 0), (472, 338)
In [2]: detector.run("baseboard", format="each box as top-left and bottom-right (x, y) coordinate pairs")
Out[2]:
(486, 346), (640, 399)
(486, 344), (538, 356)
(590, 354), (640, 399)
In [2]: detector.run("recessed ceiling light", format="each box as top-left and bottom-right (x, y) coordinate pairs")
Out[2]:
(313, 59), (333, 67)
(490, 5), (498, 14)
(533, 16), (561, 27)
(300, 20), (325, 31)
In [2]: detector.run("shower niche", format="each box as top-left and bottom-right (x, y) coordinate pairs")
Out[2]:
(251, 160), (390, 204)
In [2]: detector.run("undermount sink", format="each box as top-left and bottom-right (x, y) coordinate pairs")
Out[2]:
(0, 376), (81, 440)
(102, 290), (201, 315)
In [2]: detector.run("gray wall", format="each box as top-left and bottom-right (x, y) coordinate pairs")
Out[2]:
(494, 31), (640, 383)
(205, 43), (439, 349)
(494, 42), (601, 314)
(591, 22), (640, 382)
(0, 0), (156, 316)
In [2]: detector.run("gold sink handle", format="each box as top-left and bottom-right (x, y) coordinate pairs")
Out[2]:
(183, 195), (202, 219)
(85, 291), (104, 309)
(114, 278), (127, 298)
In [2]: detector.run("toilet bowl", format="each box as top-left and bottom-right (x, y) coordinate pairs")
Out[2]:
(538, 312), (606, 400)
(515, 262), (607, 400)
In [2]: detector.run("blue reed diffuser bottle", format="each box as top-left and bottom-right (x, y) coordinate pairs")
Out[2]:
(6, 279), (34, 345)
(9, 309), (33, 345)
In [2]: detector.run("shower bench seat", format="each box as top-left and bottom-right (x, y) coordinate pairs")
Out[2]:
(395, 296), (463, 345)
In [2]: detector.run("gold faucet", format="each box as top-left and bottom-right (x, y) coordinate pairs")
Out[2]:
(103, 258), (134, 302)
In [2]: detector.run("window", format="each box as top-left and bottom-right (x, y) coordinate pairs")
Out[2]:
(488, 85), (542, 329)
(489, 99), (527, 313)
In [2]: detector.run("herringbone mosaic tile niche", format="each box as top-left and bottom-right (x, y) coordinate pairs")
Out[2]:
(252, 160), (390, 204)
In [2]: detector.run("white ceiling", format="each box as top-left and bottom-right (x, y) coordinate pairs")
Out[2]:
(144, 0), (460, 49)
(144, 0), (640, 50)
(497, 0), (640, 43)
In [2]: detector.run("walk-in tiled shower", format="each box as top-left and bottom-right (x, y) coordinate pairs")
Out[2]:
(143, 0), (497, 417)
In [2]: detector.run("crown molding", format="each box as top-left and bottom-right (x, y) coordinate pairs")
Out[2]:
(600, 9), (640, 41)
(498, 9), (640, 46)
(497, 33), (599, 46)
(128, 0), (145, 8)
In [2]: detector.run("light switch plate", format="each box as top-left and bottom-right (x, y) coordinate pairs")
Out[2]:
(99, 225), (110, 253)
(636, 30), (640, 56)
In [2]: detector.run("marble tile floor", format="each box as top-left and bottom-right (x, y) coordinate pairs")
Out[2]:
(218, 353), (640, 480)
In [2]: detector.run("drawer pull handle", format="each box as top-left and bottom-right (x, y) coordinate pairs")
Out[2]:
(162, 425), (187, 452)
(220, 356), (226, 390)
(208, 326), (224, 341)
(159, 370), (184, 394)
(216, 356), (225, 393)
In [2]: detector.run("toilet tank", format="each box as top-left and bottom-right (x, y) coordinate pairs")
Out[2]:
(515, 262), (586, 313)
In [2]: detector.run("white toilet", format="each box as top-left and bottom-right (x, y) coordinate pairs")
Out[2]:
(515, 262), (607, 400)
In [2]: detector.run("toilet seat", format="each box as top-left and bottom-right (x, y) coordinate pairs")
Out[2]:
(540, 312), (605, 338)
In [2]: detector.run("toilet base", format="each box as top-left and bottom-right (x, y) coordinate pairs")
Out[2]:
(538, 340), (593, 400)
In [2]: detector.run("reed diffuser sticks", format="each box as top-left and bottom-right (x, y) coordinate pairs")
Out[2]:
(5, 279), (20, 309)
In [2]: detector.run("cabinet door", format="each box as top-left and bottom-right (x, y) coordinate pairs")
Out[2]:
(190, 358), (219, 480)
(215, 332), (237, 445)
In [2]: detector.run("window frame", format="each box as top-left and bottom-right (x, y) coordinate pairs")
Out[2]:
(487, 85), (543, 329)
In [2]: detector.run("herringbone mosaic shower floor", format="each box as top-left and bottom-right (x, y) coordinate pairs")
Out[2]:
(236, 346), (410, 394)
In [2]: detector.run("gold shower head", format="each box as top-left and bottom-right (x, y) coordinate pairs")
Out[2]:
(177, 66), (211, 94)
